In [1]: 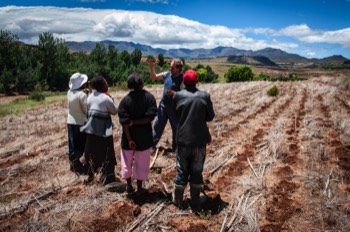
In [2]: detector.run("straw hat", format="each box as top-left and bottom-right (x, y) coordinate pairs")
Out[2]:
(69, 72), (88, 90)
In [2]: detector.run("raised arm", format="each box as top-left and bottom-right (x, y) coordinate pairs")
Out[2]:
(148, 60), (163, 81)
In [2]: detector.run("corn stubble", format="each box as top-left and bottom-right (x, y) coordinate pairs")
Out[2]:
(1, 74), (350, 232)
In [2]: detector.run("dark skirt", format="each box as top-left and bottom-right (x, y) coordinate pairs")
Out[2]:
(84, 134), (117, 173)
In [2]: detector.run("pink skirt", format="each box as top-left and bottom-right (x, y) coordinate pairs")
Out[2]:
(120, 148), (150, 181)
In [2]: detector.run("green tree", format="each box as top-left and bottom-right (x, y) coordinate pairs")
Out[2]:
(180, 57), (186, 66)
(106, 44), (123, 83)
(114, 61), (127, 84)
(225, 65), (253, 82)
(38, 32), (70, 90)
(0, 68), (13, 94)
(120, 50), (131, 68)
(107, 44), (118, 71)
(15, 46), (39, 92)
(194, 63), (205, 70)
(158, 53), (165, 67)
(183, 64), (191, 72)
(192, 64), (218, 83)
(0, 30), (21, 94)
(205, 65), (219, 83)
(55, 42), (71, 90)
(146, 55), (155, 62)
(69, 52), (92, 77)
(131, 48), (142, 66)
(90, 42), (107, 75)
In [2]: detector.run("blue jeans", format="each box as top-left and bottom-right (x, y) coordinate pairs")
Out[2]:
(174, 146), (206, 186)
(153, 100), (178, 150)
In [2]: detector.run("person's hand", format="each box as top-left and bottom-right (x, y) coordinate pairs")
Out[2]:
(128, 140), (136, 150)
(129, 120), (133, 127)
(83, 88), (90, 95)
(166, 90), (175, 96)
(79, 154), (86, 165)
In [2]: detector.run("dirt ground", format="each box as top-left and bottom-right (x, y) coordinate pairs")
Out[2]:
(0, 70), (350, 231)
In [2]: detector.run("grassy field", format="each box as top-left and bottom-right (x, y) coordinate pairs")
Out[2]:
(0, 95), (66, 117)
(187, 61), (233, 82)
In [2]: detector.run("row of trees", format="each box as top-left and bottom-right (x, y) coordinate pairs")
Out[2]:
(0, 30), (219, 95)
(0, 30), (150, 94)
(2, 29), (303, 95)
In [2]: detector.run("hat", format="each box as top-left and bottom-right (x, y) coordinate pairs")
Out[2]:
(69, 73), (88, 90)
(183, 70), (198, 85)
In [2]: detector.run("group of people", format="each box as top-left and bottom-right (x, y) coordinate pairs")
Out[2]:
(66, 59), (215, 211)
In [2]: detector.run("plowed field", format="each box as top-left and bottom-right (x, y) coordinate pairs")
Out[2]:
(1, 73), (350, 231)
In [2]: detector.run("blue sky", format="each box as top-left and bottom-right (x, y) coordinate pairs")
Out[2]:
(1, 0), (350, 59)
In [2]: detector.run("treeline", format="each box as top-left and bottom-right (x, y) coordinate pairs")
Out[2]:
(0, 30), (219, 95)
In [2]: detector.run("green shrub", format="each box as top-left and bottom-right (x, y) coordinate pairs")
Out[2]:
(267, 85), (279, 96)
(253, 72), (271, 81)
(205, 65), (219, 83)
(29, 92), (45, 101)
(196, 68), (207, 82)
(252, 73), (304, 82)
(287, 74), (303, 81)
(273, 73), (304, 82)
(225, 65), (253, 82)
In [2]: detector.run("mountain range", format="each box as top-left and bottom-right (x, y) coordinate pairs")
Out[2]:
(65, 40), (349, 67)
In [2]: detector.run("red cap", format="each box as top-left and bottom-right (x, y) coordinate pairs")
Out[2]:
(183, 70), (198, 85)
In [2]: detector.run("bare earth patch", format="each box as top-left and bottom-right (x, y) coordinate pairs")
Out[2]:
(1, 71), (350, 231)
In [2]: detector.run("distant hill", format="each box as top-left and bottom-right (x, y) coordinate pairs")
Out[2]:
(311, 55), (350, 65)
(65, 40), (349, 67)
(226, 55), (278, 67)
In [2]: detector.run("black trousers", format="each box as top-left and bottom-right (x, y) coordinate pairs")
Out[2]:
(67, 124), (87, 173)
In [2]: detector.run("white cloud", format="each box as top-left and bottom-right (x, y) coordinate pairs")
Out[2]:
(0, 6), (349, 57)
(277, 24), (316, 37)
(274, 24), (350, 48)
(307, 52), (316, 57)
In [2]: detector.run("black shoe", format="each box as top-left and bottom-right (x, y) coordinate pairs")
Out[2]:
(103, 174), (116, 185)
(105, 182), (126, 193)
(70, 161), (88, 175)
(126, 185), (135, 194)
(135, 187), (148, 196)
